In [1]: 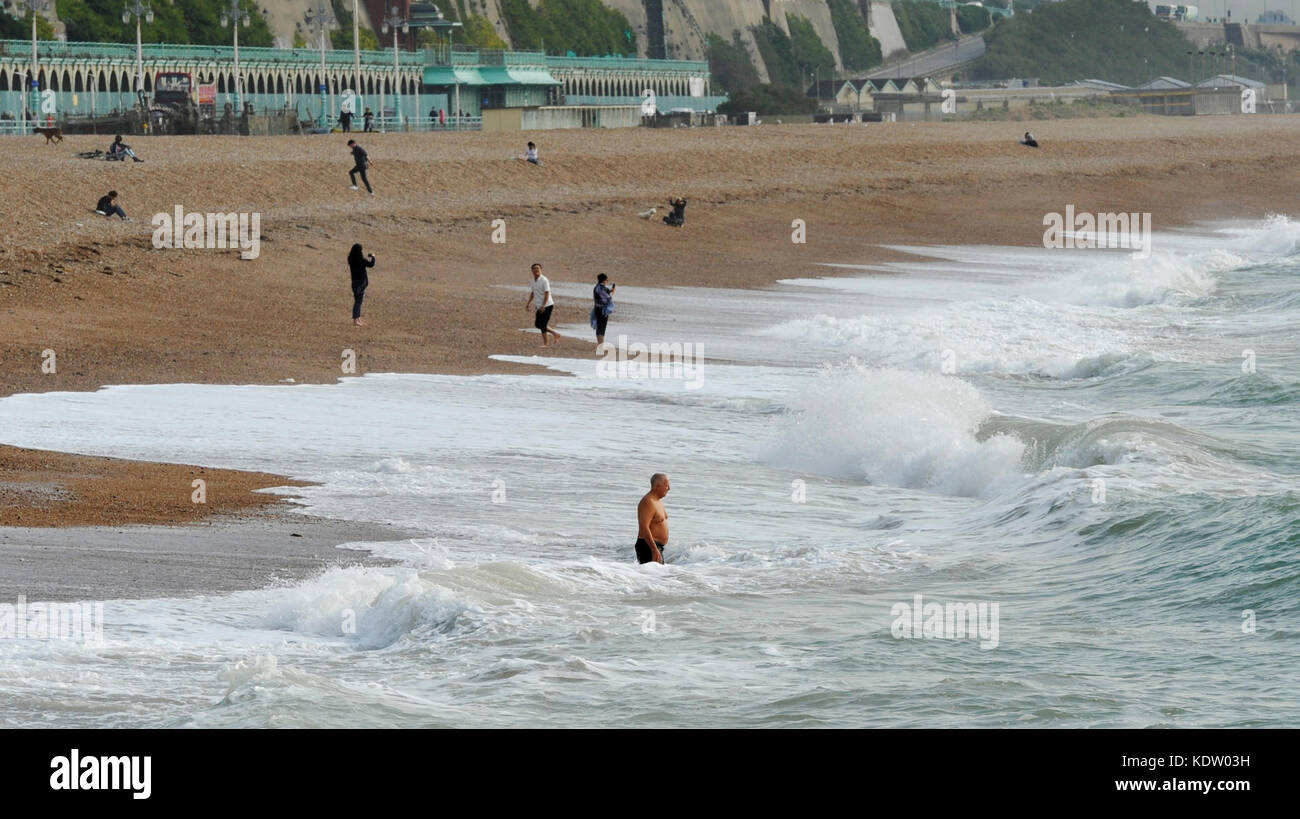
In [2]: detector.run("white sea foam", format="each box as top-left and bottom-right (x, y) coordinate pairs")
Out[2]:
(262, 567), (479, 649)
(762, 365), (1025, 497)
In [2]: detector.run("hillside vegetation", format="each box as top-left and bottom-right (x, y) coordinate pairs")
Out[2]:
(52, 0), (275, 47)
(975, 0), (1191, 85)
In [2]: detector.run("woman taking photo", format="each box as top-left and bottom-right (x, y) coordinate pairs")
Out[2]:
(591, 273), (615, 350)
(348, 244), (376, 327)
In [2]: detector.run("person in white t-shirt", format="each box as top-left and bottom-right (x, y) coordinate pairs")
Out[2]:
(525, 262), (562, 347)
(523, 141), (541, 166)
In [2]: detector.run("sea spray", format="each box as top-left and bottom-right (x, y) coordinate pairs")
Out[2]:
(762, 363), (1025, 497)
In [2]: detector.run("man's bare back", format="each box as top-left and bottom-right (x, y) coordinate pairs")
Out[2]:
(635, 473), (670, 564)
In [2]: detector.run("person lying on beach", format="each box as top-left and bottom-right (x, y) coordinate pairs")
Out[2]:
(94, 191), (130, 221)
(1020, 132), (1039, 148)
(348, 243), (376, 327)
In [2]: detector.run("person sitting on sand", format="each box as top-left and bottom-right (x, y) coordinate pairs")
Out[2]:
(1020, 131), (1039, 148)
(348, 243), (376, 327)
(107, 135), (143, 163)
(663, 197), (687, 227)
(94, 190), (130, 221)
(523, 141), (541, 166)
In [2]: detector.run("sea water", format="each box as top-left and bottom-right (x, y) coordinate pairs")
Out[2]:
(0, 219), (1296, 727)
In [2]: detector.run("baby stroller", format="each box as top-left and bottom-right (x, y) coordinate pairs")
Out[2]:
(663, 197), (687, 227)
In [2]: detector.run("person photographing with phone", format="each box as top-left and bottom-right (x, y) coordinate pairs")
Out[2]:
(591, 273), (615, 351)
(348, 243), (376, 326)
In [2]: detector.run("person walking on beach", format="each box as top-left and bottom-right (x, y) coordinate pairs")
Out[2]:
(348, 243), (376, 326)
(363, 107), (374, 133)
(591, 273), (615, 349)
(347, 139), (373, 195)
(635, 473), (670, 564)
(94, 190), (130, 221)
(339, 108), (353, 133)
(525, 263), (561, 347)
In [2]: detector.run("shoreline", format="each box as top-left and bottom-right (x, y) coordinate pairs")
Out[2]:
(0, 510), (417, 602)
(2, 116), (1298, 540)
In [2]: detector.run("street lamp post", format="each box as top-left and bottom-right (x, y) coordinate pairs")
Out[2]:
(422, 5), (461, 129)
(381, 5), (409, 130)
(353, 0), (362, 119)
(306, 1), (337, 128)
(220, 0), (251, 115)
(122, 1), (154, 112)
(7, 0), (50, 130)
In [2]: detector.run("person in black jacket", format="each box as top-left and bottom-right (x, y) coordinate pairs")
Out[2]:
(95, 190), (129, 220)
(347, 139), (373, 195)
(663, 197), (687, 227)
(348, 243), (376, 326)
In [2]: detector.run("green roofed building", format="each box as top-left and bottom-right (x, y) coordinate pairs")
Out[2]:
(0, 38), (723, 132)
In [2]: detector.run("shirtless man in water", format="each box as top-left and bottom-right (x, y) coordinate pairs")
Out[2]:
(635, 473), (670, 564)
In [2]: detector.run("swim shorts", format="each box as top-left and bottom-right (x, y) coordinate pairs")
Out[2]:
(635, 538), (666, 564)
(535, 304), (554, 332)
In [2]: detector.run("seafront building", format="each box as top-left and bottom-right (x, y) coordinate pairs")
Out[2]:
(0, 38), (722, 131)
